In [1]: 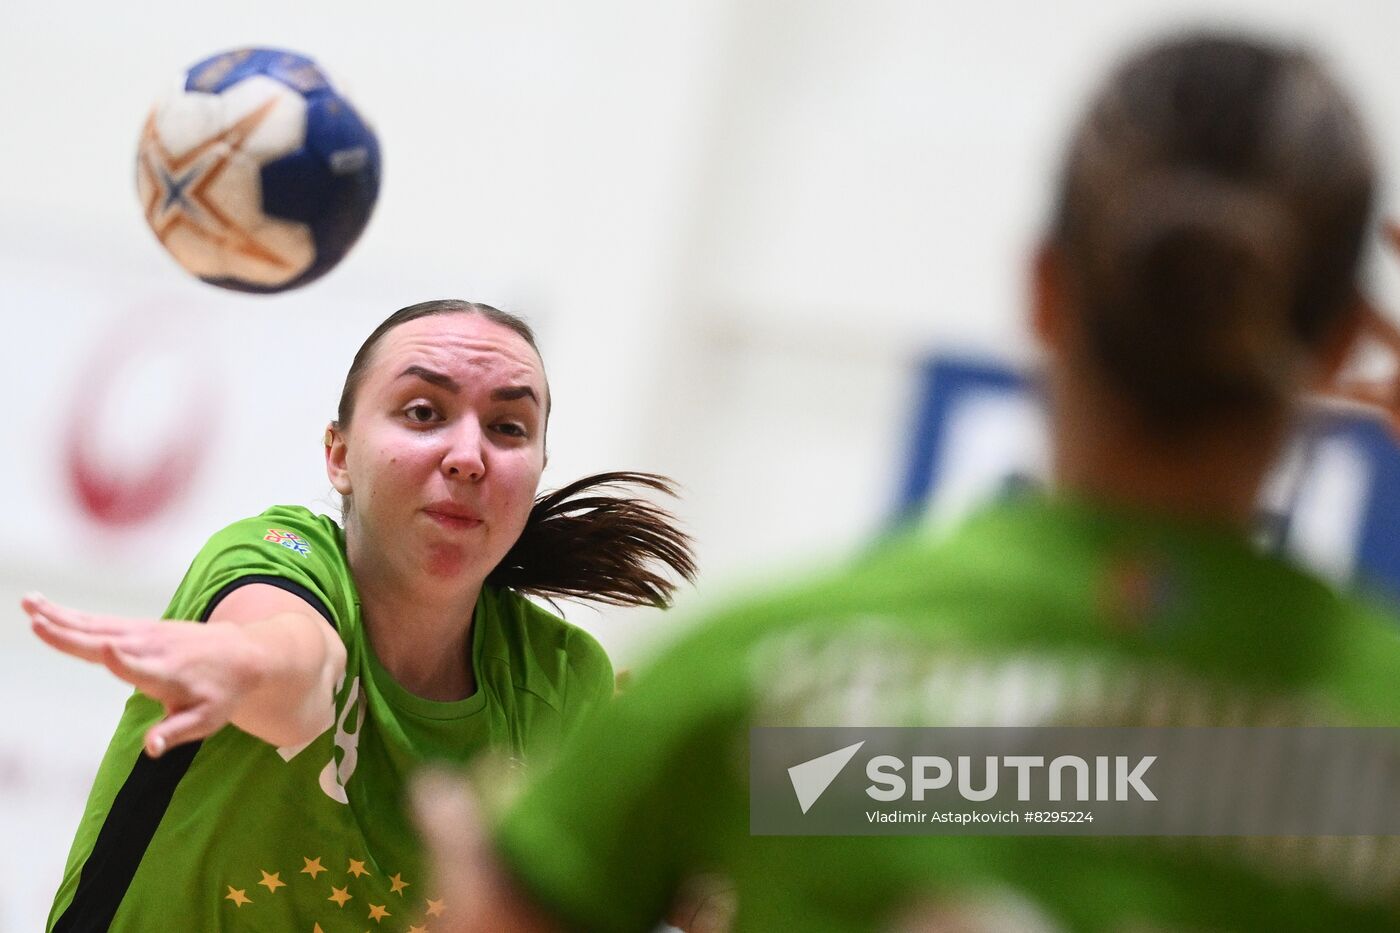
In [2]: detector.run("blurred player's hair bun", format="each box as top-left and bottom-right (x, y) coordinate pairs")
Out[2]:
(1050, 33), (1375, 429)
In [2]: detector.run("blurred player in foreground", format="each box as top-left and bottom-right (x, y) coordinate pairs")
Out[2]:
(416, 33), (1400, 932)
(24, 299), (694, 931)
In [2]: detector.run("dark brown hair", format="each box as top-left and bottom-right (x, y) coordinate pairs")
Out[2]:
(1051, 33), (1375, 429)
(335, 299), (695, 608)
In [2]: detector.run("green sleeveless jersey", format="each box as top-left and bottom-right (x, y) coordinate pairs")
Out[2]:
(49, 505), (613, 932)
(497, 495), (1400, 932)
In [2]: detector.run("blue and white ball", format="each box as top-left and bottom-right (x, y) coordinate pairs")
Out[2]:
(136, 48), (381, 293)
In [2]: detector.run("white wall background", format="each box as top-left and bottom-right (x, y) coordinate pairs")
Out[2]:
(3, 1), (1400, 929)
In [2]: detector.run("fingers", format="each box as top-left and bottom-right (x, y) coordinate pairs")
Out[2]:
(1332, 379), (1400, 408)
(412, 769), (484, 873)
(1324, 224), (1400, 425)
(28, 608), (166, 698)
(412, 770), (487, 930)
(669, 876), (738, 933)
(24, 593), (167, 683)
(411, 773), (565, 933)
(1357, 301), (1400, 356)
(99, 644), (165, 695)
(144, 706), (214, 758)
(30, 611), (119, 665)
(23, 593), (138, 637)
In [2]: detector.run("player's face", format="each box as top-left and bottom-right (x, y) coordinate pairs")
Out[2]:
(329, 313), (548, 584)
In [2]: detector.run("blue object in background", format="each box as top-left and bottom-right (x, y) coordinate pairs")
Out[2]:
(893, 355), (1400, 606)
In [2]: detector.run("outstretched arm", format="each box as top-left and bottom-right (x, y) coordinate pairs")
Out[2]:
(23, 583), (345, 757)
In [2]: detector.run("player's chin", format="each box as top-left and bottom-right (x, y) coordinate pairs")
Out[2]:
(421, 541), (494, 582)
(422, 547), (468, 580)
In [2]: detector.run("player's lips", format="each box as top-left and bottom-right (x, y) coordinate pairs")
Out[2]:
(422, 503), (484, 529)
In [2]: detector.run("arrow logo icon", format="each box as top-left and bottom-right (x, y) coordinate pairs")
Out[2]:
(787, 741), (865, 814)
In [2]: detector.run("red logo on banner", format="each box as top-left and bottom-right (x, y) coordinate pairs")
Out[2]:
(63, 307), (220, 528)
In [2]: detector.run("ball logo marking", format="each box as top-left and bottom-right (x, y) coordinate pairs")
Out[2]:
(138, 98), (294, 271)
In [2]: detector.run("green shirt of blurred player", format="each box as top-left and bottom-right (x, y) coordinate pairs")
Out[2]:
(429, 33), (1400, 933)
(497, 497), (1400, 931)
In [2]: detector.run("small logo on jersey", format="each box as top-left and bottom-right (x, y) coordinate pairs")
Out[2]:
(264, 528), (311, 557)
(1100, 553), (1181, 632)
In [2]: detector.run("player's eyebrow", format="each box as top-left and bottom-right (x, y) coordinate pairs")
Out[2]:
(397, 366), (539, 407)
(492, 385), (540, 406)
(396, 365), (460, 393)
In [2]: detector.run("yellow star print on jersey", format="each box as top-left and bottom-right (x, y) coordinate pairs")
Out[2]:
(215, 855), (445, 931)
(46, 506), (615, 931)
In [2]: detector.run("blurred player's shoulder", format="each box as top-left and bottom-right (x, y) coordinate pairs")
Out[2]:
(1316, 590), (1400, 724)
(645, 493), (1400, 730)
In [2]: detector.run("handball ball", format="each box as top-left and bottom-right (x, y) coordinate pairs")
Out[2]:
(136, 48), (381, 293)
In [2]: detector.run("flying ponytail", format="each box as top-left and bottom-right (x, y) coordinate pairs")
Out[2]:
(486, 471), (695, 607)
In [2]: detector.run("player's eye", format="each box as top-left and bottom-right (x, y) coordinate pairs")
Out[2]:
(493, 421), (528, 439)
(404, 404), (441, 424)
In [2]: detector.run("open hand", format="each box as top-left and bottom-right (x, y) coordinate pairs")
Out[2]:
(410, 770), (567, 933)
(23, 592), (261, 758)
(1316, 221), (1400, 433)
